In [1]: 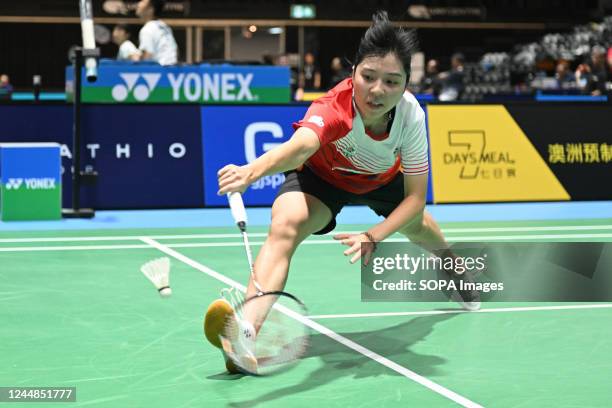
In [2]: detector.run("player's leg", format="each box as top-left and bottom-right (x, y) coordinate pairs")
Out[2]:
(397, 211), (481, 310)
(205, 190), (331, 372)
(223, 190), (333, 372)
(248, 191), (332, 297)
(241, 190), (332, 329)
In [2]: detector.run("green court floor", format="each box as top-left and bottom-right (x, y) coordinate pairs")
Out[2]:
(1, 219), (611, 407)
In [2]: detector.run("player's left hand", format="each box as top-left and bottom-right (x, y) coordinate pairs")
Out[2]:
(333, 233), (376, 265)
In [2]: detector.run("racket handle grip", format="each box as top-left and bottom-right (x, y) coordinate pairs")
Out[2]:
(227, 192), (248, 230)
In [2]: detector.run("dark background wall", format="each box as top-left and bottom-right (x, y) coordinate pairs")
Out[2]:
(1, 0), (610, 89)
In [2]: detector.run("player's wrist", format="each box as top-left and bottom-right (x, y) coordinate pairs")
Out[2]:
(362, 231), (378, 252)
(243, 164), (258, 184)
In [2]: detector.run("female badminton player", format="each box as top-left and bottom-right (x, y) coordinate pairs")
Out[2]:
(206, 10), (480, 374)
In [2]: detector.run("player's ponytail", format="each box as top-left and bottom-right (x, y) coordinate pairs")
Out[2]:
(354, 10), (417, 82)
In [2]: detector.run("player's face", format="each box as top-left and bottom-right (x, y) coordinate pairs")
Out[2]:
(352, 53), (407, 124)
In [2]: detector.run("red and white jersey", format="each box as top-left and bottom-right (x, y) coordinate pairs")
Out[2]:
(293, 78), (429, 194)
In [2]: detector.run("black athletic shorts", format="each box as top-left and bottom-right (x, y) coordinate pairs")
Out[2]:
(276, 166), (404, 235)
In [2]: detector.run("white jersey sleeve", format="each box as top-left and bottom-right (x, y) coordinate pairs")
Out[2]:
(398, 92), (429, 175)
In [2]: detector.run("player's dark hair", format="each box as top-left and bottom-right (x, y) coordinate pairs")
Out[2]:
(151, 0), (166, 17)
(354, 11), (417, 81)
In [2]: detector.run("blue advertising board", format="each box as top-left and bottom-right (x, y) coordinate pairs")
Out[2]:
(81, 105), (203, 208)
(0, 103), (433, 209)
(201, 105), (308, 206)
(0, 105), (203, 208)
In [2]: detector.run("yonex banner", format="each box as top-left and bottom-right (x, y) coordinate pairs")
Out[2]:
(66, 61), (291, 104)
(0, 143), (61, 220)
(201, 106), (308, 206)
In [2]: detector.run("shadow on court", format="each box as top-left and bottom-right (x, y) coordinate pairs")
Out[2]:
(223, 312), (460, 407)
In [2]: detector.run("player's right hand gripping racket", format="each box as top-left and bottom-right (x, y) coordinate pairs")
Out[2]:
(220, 192), (310, 376)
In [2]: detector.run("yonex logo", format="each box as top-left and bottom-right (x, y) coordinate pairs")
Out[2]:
(112, 73), (162, 102)
(5, 178), (23, 190)
(4, 178), (56, 190)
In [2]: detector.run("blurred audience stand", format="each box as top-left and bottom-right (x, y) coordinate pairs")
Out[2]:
(418, 59), (441, 96)
(299, 52), (321, 92)
(276, 53), (300, 101)
(438, 53), (465, 101)
(554, 60), (576, 89)
(575, 45), (609, 96)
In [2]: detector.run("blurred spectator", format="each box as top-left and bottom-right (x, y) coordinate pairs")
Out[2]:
(277, 53), (299, 100)
(299, 52), (321, 91)
(419, 58), (441, 95)
(262, 53), (275, 65)
(575, 45), (609, 95)
(607, 47), (612, 76)
(554, 60), (575, 89)
(328, 57), (350, 89)
(438, 53), (465, 101)
(112, 24), (141, 61)
(0, 74), (13, 99)
(135, 0), (178, 65)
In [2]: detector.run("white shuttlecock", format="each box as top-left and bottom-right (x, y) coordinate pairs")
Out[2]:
(140, 257), (172, 297)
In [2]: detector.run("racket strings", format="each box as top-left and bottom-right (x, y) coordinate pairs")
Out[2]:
(222, 292), (309, 375)
(220, 286), (245, 319)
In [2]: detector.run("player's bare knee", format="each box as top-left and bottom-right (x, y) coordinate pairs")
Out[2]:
(268, 214), (307, 242)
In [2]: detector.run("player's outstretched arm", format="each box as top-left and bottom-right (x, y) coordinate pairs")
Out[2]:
(217, 127), (320, 195)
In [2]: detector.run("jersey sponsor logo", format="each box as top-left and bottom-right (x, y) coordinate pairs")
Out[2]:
(307, 115), (325, 128)
(112, 73), (162, 102)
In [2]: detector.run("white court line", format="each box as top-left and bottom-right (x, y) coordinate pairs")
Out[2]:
(0, 224), (611, 243)
(138, 236), (483, 408)
(1, 232), (612, 252)
(0, 244), (152, 252)
(307, 304), (612, 320)
(0, 233), (269, 243)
